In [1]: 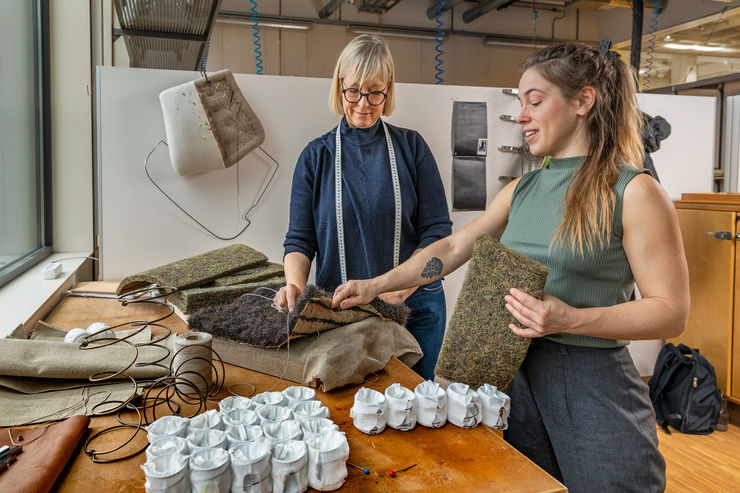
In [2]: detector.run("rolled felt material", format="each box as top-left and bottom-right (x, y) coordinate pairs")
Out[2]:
(435, 234), (549, 392)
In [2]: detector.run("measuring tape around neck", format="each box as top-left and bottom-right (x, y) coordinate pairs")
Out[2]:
(334, 119), (402, 284)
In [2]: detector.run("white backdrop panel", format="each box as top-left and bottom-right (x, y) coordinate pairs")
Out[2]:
(636, 92), (716, 199)
(97, 67), (715, 375)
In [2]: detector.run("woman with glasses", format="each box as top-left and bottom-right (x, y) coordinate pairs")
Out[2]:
(331, 42), (689, 492)
(274, 34), (452, 381)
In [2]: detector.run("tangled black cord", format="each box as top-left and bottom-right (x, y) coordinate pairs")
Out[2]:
(83, 286), (225, 463)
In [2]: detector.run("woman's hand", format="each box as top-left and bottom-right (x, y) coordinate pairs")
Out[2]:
(504, 288), (577, 338)
(274, 283), (304, 312)
(331, 279), (379, 309)
(377, 286), (416, 305)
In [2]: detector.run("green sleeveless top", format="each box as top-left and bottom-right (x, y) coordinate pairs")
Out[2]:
(499, 156), (648, 348)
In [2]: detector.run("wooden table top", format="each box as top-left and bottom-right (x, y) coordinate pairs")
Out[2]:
(43, 282), (564, 493)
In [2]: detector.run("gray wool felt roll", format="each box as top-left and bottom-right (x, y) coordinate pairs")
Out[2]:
(435, 234), (549, 392)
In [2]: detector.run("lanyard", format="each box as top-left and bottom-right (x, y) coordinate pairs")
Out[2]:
(334, 119), (402, 284)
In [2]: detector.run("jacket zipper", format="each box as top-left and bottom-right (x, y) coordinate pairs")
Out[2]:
(683, 376), (698, 431)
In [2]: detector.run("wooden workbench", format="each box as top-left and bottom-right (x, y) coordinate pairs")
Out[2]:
(43, 282), (564, 492)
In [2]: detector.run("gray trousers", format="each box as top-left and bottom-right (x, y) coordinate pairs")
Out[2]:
(504, 338), (665, 493)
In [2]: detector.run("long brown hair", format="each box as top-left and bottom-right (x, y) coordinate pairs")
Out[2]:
(522, 43), (644, 255)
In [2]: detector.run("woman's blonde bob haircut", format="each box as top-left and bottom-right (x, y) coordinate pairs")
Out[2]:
(328, 34), (395, 116)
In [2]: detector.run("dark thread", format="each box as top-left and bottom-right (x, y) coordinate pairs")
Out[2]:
(421, 257), (443, 279)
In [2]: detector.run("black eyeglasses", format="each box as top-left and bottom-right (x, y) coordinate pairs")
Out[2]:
(341, 85), (388, 106)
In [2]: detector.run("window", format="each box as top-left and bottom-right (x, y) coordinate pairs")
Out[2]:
(0, 0), (51, 288)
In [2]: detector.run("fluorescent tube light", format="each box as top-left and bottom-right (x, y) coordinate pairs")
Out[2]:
(483, 36), (551, 48)
(217, 14), (312, 31)
(663, 42), (725, 52)
(349, 25), (441, 40)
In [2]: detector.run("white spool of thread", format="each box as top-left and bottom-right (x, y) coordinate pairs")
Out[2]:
(64, 328), (90, 344)
(86, 322), (114, 342)
(173, 332), (213, 395)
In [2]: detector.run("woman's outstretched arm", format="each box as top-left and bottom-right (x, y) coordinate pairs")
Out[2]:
(331, 178), (519, 309)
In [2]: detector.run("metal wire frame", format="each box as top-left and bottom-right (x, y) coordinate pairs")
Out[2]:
(80, 285), (226, 463)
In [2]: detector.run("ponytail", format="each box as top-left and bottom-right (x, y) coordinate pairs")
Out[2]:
(522, 43), (644, 255)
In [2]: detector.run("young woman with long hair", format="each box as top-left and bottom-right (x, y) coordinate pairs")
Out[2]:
(331, 43), (689, 492)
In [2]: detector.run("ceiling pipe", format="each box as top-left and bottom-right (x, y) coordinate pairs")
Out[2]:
(631, 0), (643, 72)
(510, 2), (568, 9)
(319, 0), (343, 19)
(517, 0), (567, 6)
(425, 0), (467, 20)
(462, 0), (513, 24)
(217, 11), (600, 46)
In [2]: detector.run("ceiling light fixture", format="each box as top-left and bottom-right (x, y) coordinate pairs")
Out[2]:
(483, 36), (552, 48)
(663, 42), (725, 52)
(349, 25), (442, 40)
(217, 14), (312, 31)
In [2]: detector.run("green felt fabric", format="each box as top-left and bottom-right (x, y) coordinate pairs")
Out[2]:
(116, 244), (268, 295)
(212, 262), (285, 287)
(169, 276), (286, 314)
(435, 234), (549, 392)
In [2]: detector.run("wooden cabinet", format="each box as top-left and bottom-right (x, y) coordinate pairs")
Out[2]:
(673, 193), (740, 404)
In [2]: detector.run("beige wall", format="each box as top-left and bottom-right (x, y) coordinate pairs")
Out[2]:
(204, 22), (549, 88)
(50, 0), (93, 253)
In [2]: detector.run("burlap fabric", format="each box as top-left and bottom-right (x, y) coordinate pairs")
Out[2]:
(0, 323), (169, 427)
(435, 235), (549, 392)
(210, 317), (423, 391)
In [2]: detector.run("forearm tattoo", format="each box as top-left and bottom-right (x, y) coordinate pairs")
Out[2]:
(421, 257), (443, 279)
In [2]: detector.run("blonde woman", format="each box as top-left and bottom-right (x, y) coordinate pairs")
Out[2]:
(332, 43), (689, 492)
(274, 35), (452, 381)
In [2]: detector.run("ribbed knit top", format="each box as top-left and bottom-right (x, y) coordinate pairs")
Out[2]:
(500, 156), (647, 348)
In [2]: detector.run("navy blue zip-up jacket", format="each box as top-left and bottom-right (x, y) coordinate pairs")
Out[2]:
(283, 117), (452, 291)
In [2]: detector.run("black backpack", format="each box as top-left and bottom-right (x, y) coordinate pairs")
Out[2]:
(648, 343), (722, 434)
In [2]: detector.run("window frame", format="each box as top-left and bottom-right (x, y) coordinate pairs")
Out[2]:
(0, 0), (53, 289)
